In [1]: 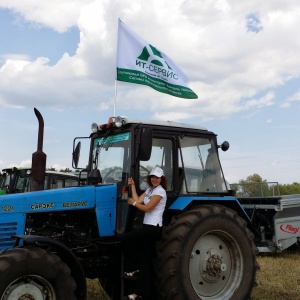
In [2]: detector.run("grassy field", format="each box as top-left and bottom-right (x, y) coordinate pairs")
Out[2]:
(87, 279), (110, 300)
(251, 248), (300, 300)
(87, 247), (300, 299)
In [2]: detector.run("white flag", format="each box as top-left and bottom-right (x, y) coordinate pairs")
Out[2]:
(116, 19), (198, 99)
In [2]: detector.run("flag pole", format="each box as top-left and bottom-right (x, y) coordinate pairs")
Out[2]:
(114, 18), (121, 118)
(114, 79), (117, 117)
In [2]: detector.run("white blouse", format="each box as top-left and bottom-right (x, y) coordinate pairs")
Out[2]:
(143, 185), (167, 227)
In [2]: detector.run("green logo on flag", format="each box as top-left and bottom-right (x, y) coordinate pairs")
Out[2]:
(138, 45), (172, 69)
(135, 45), (178, 81)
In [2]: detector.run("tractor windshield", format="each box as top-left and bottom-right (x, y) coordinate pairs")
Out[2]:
(92, 132), (131, 184)
(0, 173), (9, 194)
(0, 173), (9, 190)
(0, 170), (20, 194)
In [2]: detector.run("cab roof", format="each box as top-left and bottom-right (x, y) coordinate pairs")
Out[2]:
(121, 117), (208, 131)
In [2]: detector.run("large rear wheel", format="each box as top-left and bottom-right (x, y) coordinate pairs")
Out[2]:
(156, 205), (259, 300)
(0, 246), (77, 300)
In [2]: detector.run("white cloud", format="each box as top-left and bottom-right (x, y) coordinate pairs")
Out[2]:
(50, 163), (70, 171)
(0, 0), (94, 32)
(6, 159), (31, 169)
(1, 0), (300, 119)
(0, 59), (30, 74)
(2, 160), (67, 171)
(282, 89), (300, 108)
(1, 0), (300, 184)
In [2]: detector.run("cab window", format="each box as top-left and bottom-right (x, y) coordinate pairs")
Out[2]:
(139, 138), (173, 191)
(179, 136), (226, 193)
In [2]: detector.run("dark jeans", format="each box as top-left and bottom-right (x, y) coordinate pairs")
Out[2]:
(122, 224), (162, 298)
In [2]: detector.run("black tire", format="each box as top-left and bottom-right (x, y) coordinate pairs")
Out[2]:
(0, 246), (77, 300)
(155, 205), (259, 300)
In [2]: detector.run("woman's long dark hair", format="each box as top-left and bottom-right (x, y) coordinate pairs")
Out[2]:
(146, 175), (168, 190)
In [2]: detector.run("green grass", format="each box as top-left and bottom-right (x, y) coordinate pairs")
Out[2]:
(87, 279), (110, 300)
(252, 249), (300, 300)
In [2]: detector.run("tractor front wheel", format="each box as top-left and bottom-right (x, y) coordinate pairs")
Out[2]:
(0, 246), (77, 300)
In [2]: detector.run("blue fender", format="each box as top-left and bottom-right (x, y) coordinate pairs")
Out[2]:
(169, 195), (251, 222)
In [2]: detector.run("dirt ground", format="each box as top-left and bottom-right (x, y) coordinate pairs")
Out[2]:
(251, 247), (300, 300)
(87, 246), (300, 300)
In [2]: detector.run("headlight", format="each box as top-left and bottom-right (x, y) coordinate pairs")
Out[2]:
(91, 123), (99, 133)
(115, 116), (123, 128)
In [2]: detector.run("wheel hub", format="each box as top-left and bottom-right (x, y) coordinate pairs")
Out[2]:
(189, 233), (242, 298)
(202, 250), (227, 282)
(3, 276), (55, 300)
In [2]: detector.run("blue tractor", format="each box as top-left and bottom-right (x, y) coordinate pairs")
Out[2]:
(0, 110), (259, 299)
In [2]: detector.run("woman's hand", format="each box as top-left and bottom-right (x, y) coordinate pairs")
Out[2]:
(127, 177), (145, 206)
(127, 197), (135, 205)
(128, 177), (135, 186)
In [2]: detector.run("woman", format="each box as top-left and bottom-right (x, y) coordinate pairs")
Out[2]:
(122, 166), (167, 300)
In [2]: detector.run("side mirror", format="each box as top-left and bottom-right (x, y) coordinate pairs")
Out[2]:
(219, 141), (230, 152)
(138, 127), (152, 161)
(73, 141), (81, 168)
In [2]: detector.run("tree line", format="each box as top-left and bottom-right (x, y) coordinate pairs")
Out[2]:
(231, 173), (300, 196)
(47, 167), (73, 173)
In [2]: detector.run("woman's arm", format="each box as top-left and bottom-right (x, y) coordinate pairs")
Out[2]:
(128, 177), (145, 203)
(129, 195), (162, 212)
(127, 177), (163, 211)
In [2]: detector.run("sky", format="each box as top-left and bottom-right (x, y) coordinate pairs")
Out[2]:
(0, 0), (300, 185)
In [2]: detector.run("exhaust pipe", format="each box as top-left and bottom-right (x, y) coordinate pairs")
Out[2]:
(31, 108), (47, 191)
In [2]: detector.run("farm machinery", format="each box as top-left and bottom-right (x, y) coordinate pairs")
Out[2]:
(1, 108), (300, 299)
(0, 167), (79, 195)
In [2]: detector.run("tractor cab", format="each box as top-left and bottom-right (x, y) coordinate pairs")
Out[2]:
(0, 167), (79, 195)
(73, 116), (230, 228)
(0, 168), (31, 194)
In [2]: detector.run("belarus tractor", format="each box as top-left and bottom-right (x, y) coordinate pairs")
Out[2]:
(0, 110), (259, 299)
